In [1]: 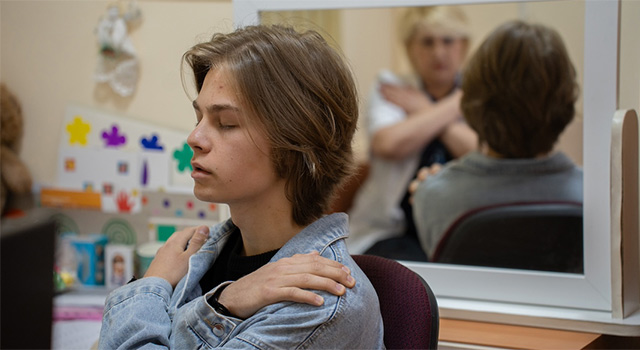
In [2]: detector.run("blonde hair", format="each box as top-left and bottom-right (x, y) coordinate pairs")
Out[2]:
(399, 6), (470, 46)
(182, 25), (358, 226)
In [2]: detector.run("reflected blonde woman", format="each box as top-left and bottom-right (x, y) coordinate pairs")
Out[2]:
(348, 6), (477, 259)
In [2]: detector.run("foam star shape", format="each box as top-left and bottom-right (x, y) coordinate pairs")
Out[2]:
(140, 134), (164, 150)
(102, 124), (127, 147)
(66, 116), (91, 146)
(173, 142), (193, 172)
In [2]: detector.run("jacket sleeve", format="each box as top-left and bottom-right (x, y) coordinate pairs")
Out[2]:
(98, 277), (174, 350)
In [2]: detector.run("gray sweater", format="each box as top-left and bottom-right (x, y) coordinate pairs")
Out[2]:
(413, 151), (583, 258)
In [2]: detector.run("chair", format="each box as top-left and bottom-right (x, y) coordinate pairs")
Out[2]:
(352, 254), (439, 350)
(431, 202), (583, 273)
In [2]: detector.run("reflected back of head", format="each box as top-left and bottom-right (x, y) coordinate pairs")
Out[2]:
(461, 20), (579, 158)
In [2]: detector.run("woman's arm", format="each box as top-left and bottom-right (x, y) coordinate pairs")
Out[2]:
(439, 120), (478, 158)
(371, 88), (469, 160)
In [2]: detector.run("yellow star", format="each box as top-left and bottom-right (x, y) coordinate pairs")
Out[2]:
(66, 116), (91, 146)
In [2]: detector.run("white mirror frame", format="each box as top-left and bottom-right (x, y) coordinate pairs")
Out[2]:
(233, 0), (640, 334)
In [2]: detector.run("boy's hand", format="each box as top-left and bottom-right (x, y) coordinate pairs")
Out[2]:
(409, 163), (443, 204)
(144, 226), (210, 288)
(218, 251), (355, 319)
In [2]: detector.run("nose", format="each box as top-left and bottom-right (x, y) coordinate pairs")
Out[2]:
(187, 123), (209, 154)
(432, 41), (446, 59)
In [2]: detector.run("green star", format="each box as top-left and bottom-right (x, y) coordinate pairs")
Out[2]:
(173, 142), (193, 172)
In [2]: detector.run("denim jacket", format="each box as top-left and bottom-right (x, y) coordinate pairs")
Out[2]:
(99, 213), (385, 349)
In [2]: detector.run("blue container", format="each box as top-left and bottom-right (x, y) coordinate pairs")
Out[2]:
(71, 234), (108, 286)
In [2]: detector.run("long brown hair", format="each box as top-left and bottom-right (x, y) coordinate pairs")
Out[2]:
(182, 25), (358, 226)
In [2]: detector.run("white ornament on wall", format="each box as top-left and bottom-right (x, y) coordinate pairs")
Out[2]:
(94, 1), (142, 97)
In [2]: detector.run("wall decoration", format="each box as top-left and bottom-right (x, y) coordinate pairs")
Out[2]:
(94, 2), (142, 97)
(101, 218), (137, 245)
(141, 189), (222, 241)
(52, 212), (81, 236)
(103, 183), (114, 195)
(140, 134), (164, 150)
(102, 124), (127, 147)
(66, 116), (91, 146)
(114, 190), (135, 213)
(56, 105), (194, 212)
(65, 158), (76, 172)
(173, 142), (193, 172)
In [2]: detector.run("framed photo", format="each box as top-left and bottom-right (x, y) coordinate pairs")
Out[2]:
(105, 244), (134, 289)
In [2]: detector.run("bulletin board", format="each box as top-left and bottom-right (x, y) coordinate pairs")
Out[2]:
(56, 104), (194, 213)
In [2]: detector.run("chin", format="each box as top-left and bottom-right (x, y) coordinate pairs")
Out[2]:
(193, 186), (214, 202)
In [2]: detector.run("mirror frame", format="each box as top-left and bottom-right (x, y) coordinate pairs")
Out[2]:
(233, 0), (628, 328)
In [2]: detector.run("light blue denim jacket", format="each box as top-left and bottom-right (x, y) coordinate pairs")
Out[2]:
(99, 213), (385, 349)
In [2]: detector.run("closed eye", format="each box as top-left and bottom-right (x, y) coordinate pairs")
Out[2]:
(218, 122), (237, 130)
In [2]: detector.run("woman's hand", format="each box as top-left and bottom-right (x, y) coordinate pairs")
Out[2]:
(144, 226), (210, 288)
(380, 83), (432, 115)
(217, 251), (355, 319)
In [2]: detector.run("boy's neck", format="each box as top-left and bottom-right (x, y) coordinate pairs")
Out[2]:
(481, 144), (552, 159)
(227, 186), (305, 256)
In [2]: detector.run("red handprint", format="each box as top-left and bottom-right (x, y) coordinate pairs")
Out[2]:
(115, 190), (134, 212)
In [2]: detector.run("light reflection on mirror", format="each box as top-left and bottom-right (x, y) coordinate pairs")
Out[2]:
(263, 1), (585, 272)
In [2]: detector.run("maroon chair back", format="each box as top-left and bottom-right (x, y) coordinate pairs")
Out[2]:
(352, 254), (439, 349)
(431, 202), (583, 273)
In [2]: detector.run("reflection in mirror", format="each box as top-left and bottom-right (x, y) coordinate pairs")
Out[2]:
(263, 2), (585, 272)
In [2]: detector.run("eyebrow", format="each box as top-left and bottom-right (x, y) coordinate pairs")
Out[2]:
(192, 100), (240, 114)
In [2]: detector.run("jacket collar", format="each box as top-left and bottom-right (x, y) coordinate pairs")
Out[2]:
(271, 212), (349, 261)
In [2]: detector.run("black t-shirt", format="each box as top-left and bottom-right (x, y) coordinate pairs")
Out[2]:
(400, 139), (452, 239)
(398, 83), (458, 239)
(199, 229), (278, 294)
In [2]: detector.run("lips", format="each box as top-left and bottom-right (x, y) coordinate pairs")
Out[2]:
(191, 161), (211, 177)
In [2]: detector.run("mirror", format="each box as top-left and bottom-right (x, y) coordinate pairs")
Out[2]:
(261, 2), (585, 271)
(233, 0), (618, 316)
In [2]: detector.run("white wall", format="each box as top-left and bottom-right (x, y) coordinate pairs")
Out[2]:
(1, 1), (234, 187)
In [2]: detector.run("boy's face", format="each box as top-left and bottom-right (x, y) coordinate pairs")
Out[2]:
(188, 67), (284, 208)
(408, 25), (467, 90)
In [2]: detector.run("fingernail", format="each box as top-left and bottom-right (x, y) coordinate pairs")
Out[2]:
(197, 226), (209, 236)
(347, 275), (355, 284)
(341, 266), (351, 274)
(316, 295), (324, 305)
(336, 283), (345, 293)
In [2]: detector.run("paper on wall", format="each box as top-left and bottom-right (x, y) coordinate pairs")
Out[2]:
(56, 104), (193, 212)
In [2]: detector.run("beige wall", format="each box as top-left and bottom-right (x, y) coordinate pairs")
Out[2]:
(1, 1), (234, 187)
(1, 0), (638, 189)
(620, 0), (640, 112)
